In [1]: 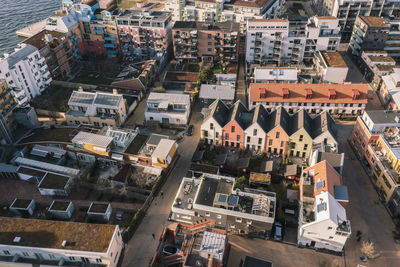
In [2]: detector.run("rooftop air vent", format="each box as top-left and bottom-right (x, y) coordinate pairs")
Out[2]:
(13, 237), (21, 243)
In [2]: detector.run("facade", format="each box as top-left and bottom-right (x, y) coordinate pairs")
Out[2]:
(350, 110), (400, 215)
(314, 51), (348, 84)
(165, 0), (284, 29)
(145, 92), (191, 125)
(0, 80), (17, 144)
(116, 10), (173, 64)
(201, 100), (338, 157)
(313, 0), (400, 43)
(66, 89), (127, 127)
(249, 83), (369, 115)
(0, 217), (123, 267)
(0, 44), (52, 106)
(349, 16), (389, 56)
(172, 21), (240, 64)
(379, 68), (400, 110)
(245, 16), (341, 65)
(385, 20), (400, 63)
(24, 30), (76, 79)
(171, 174), (276, 236)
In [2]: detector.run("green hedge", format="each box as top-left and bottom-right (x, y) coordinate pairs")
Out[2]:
(122, 208), (145, 243)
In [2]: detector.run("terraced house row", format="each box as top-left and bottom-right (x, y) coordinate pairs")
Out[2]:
(201, 100), (338, 158)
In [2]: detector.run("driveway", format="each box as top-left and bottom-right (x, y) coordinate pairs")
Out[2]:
(227, 235), (344, 267)
(121, 104), (203, 267)
(336, 124), (400, 266)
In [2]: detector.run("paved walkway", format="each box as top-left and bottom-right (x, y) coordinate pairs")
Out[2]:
(121, 107), (202, 267)
(236, 54), (247, 107)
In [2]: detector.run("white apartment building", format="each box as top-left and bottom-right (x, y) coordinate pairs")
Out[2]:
(0, 44), (52, 106)
(166, 0), (285, 29)
(298, 191), (351, 252)
(314, 51), (348, 84)
(145, 92), (191, 125)
(0, 217), (123, 267)
(313, 0), (400, 43)
(246, 16), (341, 66)
(66, 89), (127, 127)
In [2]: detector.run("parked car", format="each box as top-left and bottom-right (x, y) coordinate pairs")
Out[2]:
(163, 246), (180, 256)
(187, 125), (194, 136)
(274, 222), (283, 241)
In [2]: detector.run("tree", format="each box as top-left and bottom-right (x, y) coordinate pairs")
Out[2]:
(198, 67), (216, 84)
(361, 241), (375, 258)
(235, 176), (248, 189)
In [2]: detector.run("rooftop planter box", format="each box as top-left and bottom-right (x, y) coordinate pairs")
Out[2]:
(9, 198), (36, 217)
(87, 203), (112, 222)
(48, 200), (75, 220)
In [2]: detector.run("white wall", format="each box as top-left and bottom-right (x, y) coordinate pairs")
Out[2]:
(201, 117), (223, 144)
(244, 123), (266, 151)
(323, 67), (348, 84)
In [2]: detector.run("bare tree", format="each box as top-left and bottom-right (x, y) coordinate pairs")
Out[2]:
(361, 241), (375, 258)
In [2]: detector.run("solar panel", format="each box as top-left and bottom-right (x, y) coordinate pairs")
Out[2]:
(228, 196), (239, 206)
(218, 194), (228, 203)
(94, 94), (121, 106)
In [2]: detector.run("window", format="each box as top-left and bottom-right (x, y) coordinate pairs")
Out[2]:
(96, 259), (103, 263)
(49, 254), (55, 259)
(231, 126), (235, 132)
(217, 214), (222, 219)
(205, 212), (210, 217)
(303, 144), (308, 150)
(208, 42), (212, 45)
(247, 220), (252, 225)
(235, 217), (242, 223)
(237, 135), (240, 141)
(207, 48), (212, 52)
(276, 132), (280, 138)
(280, 141), (284, 147)
(329, 236), (334, 239)
(216, 132), (219, 138)
(3, 250), (10, 255)
(225, 133), (229, 140)
(208, 34), (212, 38)
(269, 139), (272, 146)
(94, 122), (99, 127)
(253, 129), (257, 135)
(299, 135), (303, 142)
(328, 227), (333, 230)
(114, 252), (119, 263)
(247, 136), (250, 142)
(210, 123), (214, 130)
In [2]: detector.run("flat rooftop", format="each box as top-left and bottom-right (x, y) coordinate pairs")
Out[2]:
(365, 110), (400, 124)
(126, 134), (148, 155)
(23, 29), (65, 50)
(196, 177), (233, 206)
(0, 217), (116, 252)
(242, 256), (273, 267)
(321, 51), (347, 68)
(360, 16), (388, 28)
(38, 173), (70, 190)
(19, 127), (80, 144)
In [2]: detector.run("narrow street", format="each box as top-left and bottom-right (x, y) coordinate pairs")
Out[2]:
(235, 37), (247, 107)
(121, 106), (202, 267)
(336, 123), (400, 266)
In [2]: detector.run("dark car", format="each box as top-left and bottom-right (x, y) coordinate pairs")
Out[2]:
(274, 222), (283, 241)
(187, 125), (194, 136)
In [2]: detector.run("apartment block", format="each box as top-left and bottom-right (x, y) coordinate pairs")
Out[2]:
(201, 100), (338, 157)
(361, 51), (398, 89)
(66, 89), (127, 127)
(171, 173), (276, 236)
(0, 80), (17, 144)
(313, 0), (399, 43)
(116, 10), (173, 64)
(350, 110), (400, 215)
(172, 21), (240, 64)
(385, 20), (400, 63)
(0, 217), (123, 267)
(380, 68), (400, 110)
(246, 16), (341, 66)
(166, 0), (283, 29)
(349, 16), (389, 56)
(145, 92), (191, 125)
(0, 44), (52, 106)
(249, 83), (368, 115)
(24, 30), (76, 79)
(314, 51), (348, 84)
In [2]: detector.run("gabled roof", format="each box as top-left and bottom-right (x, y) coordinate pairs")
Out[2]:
(249, 104), (269, 133)
(226, 101), (253, 130)
(264, 106), (290, 135)
(311, 111), (337, 139)
(304, 160), (342, 197)
(289, 109), (312, 136)
(205, 100), (230, 127)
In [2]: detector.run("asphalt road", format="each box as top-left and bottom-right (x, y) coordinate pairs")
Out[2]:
(121, 106), (202, 267)
(337, 123), (400, 267)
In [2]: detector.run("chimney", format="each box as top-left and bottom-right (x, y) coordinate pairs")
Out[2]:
(78, 86), (84, 92)
(352, 89), (360, 100)
(259, 88), (266, 98)
(304, 89), (312, 99)
(328, 89), (336, 100)
(62, 240), (67, 247)
(282, 88), (289, 99)
(113, 89), (118, 95)
(13, 237), (21, 243)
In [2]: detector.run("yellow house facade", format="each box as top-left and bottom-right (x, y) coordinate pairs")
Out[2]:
(151, 139), (178, 169)
(289, 128), (313, 158)
(71, 131), (113, 157)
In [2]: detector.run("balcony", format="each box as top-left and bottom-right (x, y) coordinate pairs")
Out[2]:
(104, 43), (117, 48)
(104, 36), (116, 41)
(93, 29), (104, 34)
(336, 220), (351, 236)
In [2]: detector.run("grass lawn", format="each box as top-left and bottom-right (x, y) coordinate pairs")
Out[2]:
(212, 67), (223, 74)
(117, 0), (137, 9)
(249, 158), (263, 171)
